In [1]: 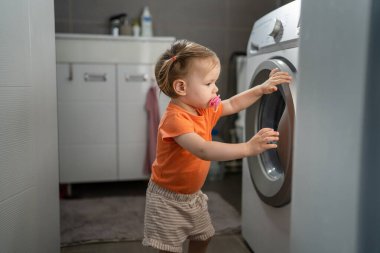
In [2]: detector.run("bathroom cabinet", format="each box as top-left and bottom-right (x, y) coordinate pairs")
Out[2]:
(56, 34), (174, 183)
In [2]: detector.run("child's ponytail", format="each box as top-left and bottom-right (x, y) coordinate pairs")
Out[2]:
(155, 54), (179, 98)
(154, 39), (218, 98)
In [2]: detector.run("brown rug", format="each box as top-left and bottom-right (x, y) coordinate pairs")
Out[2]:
(60, 192), (241, 246)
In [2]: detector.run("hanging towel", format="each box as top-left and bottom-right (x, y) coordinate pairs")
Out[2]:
(144, 85), (160, 174)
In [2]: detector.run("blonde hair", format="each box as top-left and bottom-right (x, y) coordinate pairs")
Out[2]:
(155, 39), (218, 98)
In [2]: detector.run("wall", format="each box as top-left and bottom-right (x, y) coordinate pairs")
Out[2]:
(0, 0), (60, 252)
(54, 0), (292, 102)
(291, 0), (380, 252)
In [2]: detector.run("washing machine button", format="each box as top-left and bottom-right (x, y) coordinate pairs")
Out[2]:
(269, 18), (284, 39)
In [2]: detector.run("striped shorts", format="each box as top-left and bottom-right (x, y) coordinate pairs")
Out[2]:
(142, 180), (215, 253)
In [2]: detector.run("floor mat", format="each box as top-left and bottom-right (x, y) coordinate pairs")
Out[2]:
(60, 191), (241, 246)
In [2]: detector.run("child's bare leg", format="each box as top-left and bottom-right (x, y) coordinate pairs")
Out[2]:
(188, 238), (211, 253)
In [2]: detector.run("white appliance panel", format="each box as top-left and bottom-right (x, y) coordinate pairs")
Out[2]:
(242, 2), (300, 253)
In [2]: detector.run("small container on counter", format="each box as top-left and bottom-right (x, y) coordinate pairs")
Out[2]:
(132, 19), (141, 37)
(109, 13), (127, 36)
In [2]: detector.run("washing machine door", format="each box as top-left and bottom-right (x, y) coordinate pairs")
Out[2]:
(245, 58), (296, 207)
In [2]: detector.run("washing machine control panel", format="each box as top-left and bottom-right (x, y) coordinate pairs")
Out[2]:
(249, 0), (300, 54)
(269, 18), (284, 39)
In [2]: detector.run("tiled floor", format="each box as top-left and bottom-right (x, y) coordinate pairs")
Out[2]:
(60, 168), (252, 253)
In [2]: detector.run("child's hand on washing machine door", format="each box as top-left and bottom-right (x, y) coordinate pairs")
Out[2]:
(260, 68), (292, 95)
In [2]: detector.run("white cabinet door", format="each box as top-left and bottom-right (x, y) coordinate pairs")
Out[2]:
(57, 63), (117, 183)
(117, 64), (154, 180)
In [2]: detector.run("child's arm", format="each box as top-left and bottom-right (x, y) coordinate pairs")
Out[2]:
(174, 128), (279, 161)
(221, 69), (292, 117)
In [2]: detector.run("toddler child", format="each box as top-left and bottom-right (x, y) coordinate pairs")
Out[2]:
(142, 39), (292, 253)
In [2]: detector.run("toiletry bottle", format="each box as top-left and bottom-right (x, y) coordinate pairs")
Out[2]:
(141, 6), (153, 37)
(132, 19), (141, 37)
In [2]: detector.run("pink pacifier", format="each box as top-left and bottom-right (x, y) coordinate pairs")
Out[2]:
(209, 95), (221, 111)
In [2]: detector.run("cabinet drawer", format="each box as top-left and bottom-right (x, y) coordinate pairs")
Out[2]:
(57, 63), (116, 101)
(117, 64), (153, 101)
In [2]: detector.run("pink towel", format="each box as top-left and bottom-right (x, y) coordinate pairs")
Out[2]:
(144, 85), (160, 174)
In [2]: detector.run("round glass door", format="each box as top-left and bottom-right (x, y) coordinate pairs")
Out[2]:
(245, 58), (296, 207)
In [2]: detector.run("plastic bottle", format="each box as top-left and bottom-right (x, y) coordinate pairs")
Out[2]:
(141, 6), (153, 37)
(132, 19), (140, 37)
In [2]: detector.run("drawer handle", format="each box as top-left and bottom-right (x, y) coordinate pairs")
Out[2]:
(84, 73), (107, 82)
(68, 63), (73, 81)
(125, 74), (149, 82)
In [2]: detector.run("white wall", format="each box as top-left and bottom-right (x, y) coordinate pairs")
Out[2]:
(291, 0), (380, 252)
(0, 0), (60, 252)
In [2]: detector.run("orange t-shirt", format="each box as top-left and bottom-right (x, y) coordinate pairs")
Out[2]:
(151, 102), (223, 194)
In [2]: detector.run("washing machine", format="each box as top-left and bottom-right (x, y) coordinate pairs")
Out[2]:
(241, 1), (301, 253)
